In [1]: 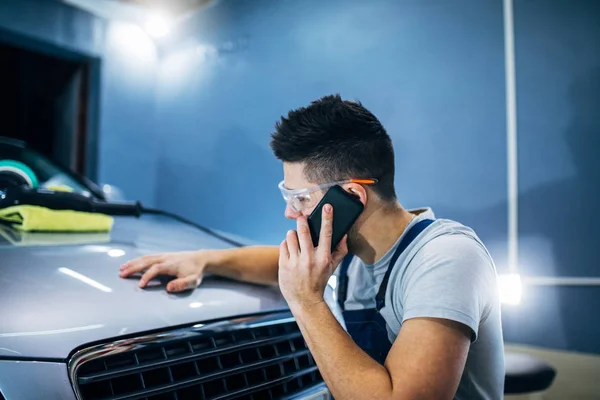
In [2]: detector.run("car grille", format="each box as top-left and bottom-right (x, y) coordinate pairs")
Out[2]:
(69, 312), (324, 400)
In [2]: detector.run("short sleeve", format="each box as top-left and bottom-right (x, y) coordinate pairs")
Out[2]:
(396, 234), (497, 342)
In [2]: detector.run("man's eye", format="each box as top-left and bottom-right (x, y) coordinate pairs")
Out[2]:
(297, 195), (311, 203)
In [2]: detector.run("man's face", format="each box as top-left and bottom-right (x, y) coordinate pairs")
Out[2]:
(280, 162), (362, 253)
(281, 162), (320, 220)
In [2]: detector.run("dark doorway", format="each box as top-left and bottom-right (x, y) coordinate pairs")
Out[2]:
(0, 40), (92, 176)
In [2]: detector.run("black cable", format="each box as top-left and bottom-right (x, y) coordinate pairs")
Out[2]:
(140, 206), (245, 248)
(0, 184), (245, 248)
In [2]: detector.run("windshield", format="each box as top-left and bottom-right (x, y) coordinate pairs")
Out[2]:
(0, 141), (100, 198)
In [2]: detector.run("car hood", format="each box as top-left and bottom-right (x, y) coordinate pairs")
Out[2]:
(0, 214), (289, 360)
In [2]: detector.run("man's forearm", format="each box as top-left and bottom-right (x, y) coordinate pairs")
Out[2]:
(203, 246), (280, 285)
(291, 301), (394, 400)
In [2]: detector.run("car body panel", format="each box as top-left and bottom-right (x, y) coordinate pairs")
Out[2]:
(0, 214), (289, 359)
(0, 360), (76, 399)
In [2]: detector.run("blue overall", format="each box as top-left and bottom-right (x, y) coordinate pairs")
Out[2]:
(337, 219), (434, 365)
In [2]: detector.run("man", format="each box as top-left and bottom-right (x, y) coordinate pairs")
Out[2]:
(120, 95), (504, 399)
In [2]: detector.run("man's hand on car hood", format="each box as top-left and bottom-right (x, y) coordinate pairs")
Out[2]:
(120, 251), (206, 292)
(121, 246), (283, 293)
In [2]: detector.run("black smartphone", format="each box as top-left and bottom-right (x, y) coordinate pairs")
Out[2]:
(307, 185), (364, 253)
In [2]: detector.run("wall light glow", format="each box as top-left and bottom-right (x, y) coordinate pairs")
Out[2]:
(108, 21), (156, 61)
(144, 13), (171, 39)
(498, 273), (522, 305)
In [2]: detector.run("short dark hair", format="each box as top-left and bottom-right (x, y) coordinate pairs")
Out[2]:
(270, 94), (396, 202)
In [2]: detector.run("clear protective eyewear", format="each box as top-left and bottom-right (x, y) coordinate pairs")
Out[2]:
(278, 178), (378, 212)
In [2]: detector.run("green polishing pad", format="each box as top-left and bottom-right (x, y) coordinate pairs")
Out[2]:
(0, 160), (39, 188)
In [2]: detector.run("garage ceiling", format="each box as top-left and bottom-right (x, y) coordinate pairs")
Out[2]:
(111, 0), (215, 17)
(62, 0), (217, 21)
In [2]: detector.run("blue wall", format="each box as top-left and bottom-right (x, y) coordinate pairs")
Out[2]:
(0, 0), (104, 57)
(0, 0), (159, 206)
(98, 21), (159, 206)
(498, 0), (600, 354)
(154, 0), (508, 260)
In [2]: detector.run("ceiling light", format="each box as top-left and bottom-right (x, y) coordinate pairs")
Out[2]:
(144, 13), (171, 39)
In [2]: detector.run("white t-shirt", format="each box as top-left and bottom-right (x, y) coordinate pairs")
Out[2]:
(330, 207), (505, 400)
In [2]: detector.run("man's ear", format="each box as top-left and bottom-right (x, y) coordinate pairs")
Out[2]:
(345, 183), (368, 206)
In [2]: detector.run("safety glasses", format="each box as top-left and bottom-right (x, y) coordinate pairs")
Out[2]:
(278, 178), (378, 212)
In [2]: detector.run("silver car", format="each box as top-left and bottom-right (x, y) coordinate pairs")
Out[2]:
(0, 137), (330, 400)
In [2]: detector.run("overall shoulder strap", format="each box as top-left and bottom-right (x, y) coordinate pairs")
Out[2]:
(336, 254), (354, 310)
(375, 219), (435, 311)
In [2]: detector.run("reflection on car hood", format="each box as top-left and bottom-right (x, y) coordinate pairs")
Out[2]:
(0, 215), (288, 360)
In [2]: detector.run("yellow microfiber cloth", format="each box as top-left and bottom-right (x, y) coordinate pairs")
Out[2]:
(0, 205), (114, 232)
(0, 224), (111, 246)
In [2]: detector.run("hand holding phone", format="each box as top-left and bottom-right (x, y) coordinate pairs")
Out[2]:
(307, 185), (364, 253)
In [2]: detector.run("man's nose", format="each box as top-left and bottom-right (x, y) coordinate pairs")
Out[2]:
(284, 204), (301, 220)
